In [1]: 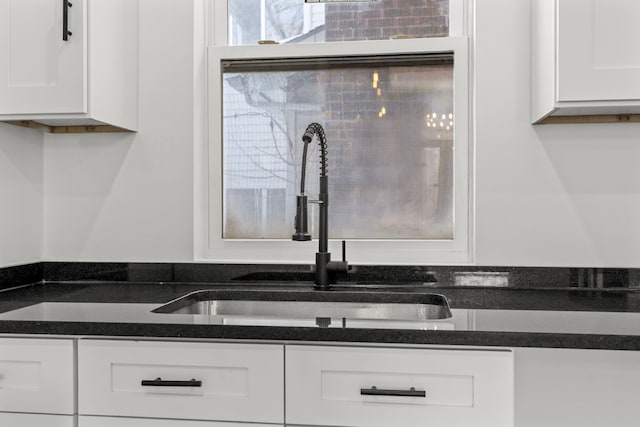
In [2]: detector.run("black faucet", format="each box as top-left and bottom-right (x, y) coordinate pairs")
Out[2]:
(292, 123), (349, 290)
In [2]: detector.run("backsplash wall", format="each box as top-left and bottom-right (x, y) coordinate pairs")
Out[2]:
(30, 262), (640, 290)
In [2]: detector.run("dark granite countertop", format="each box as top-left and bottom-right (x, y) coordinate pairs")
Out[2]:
(1, 280), (640, 350)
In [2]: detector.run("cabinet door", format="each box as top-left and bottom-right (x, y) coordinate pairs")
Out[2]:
(0, 413), (75, 427)
(515, 348), (640, 427)
(0, 338), (75, 415)
(79, 415), (280, 427)
(0, 0), (86, 114)
(78, 340), (284, 424)
(286, 345), (514, 427)
(557, 0), (640, 102)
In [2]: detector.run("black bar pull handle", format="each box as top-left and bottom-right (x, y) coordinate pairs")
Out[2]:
(141, 377), (203, 387)
(360, 386), (426, 398)
(62, 1), (73, 41)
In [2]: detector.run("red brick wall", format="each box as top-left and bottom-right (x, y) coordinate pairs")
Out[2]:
(325, 0), (449, 42)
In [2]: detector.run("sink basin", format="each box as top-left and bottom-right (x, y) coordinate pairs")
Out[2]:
(152, 290), (453, 330)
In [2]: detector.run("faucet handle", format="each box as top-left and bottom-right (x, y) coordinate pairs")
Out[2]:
(327, 241), (349, 275)
(327, 260), (349, 274)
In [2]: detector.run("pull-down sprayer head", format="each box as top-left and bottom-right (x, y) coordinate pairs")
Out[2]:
(292, 192), (311, 241)
(302, 130), (314, 144)
(292, 125), (314, 241)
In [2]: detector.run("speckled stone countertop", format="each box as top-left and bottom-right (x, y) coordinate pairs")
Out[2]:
(1, 280), (640, 351)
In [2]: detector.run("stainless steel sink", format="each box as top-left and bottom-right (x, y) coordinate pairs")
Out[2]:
(152, 290), (453, 330)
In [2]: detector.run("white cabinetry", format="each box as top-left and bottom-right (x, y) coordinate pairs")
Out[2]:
(532, 0), (640, 123)
(0, 413), (75, 427)
(0, 338), (75, 426)
(0, 0), (137, 132)
(79, 415), (276, 427)
(515, 347), (640, 427)
(286, 345), (514, 427)
(78, 339), (284, 424)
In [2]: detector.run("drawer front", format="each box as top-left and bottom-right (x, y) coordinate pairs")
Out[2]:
(78, 339), (284, 423)
(0, 413), (75, 427)
(286, 345), (513, 427)
(80, 415), (281, 427)
(0, 338), (75, 414)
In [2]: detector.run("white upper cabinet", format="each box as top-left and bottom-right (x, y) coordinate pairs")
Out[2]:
(0, 0), (85, 115)
(532, 0), (640, 123)
(0, 0), (138, 132)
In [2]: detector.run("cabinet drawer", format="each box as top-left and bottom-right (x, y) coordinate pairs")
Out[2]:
(0, 413), (75, 427)
(78, 340), (284, 423)
(286, 345), (513, 427)
(79, 415), (280, 427)
(0, 338), (75, 414)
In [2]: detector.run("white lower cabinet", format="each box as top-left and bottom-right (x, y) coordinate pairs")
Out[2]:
(286, 345), (514, 427)
(515, 348), (640, 427)
(79, 415), (278, 427)
(0, 413), (75, 427)
(78, 339), (284, 424)
(0, 336), (520, 427)
(0, 337), (75, 425)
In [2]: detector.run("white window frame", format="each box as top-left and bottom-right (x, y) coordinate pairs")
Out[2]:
(196, 0), (473, 265)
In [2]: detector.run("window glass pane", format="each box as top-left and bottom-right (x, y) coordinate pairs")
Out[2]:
(222, 55), (454, 240)
(228, 0), (449, 45)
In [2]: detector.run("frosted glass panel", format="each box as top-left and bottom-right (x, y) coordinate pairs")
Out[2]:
(228, 0), (449, 45)
(222, 57), (454, 239)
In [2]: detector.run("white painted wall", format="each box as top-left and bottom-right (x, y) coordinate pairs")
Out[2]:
(39, 0), (640, 267)
(0, 123), (42, 267)
(42, 0), (198, 261)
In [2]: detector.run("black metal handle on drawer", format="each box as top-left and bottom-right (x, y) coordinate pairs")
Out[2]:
(141, 378), (202, 387)
(62, 0), (72, 41)
(360, 386), (426, 397)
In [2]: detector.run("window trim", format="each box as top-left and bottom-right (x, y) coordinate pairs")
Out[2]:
(198, 2), (473, 265)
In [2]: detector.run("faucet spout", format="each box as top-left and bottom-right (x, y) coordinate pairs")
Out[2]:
(292, 123), (349, 290)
